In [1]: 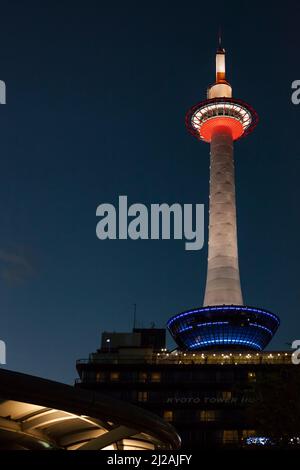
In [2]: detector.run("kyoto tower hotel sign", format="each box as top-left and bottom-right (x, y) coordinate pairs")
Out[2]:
(168, 44), (280, 351)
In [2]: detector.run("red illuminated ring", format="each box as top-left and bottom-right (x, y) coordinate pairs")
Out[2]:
(185, 97), (258, 143)
(201, 117), (244, 142)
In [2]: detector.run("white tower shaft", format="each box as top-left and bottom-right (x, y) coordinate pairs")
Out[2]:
(203, 125), (243, 306)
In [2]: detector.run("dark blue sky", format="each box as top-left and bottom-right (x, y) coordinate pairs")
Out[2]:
(0, 1), (299, 383)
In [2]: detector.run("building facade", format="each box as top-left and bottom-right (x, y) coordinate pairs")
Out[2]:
(76, 329), (295, 448)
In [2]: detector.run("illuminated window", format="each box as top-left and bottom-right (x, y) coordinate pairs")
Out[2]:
(221, 391), (232, 401)
(137, 391), (148, 402)
(248, 372), (256, 383)
(163, 410), (173, 422)
(96, 372), (106, 382)
(151, 372), (161, 383)
(139, 372), (147, 383)
(199, 410), (217, 422)
(222, 430), (239, 444)
(242, 430), (256, 439)
(110, 372), (119, 381)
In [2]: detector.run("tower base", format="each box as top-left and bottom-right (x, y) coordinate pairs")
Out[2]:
(167, 306), (280, 351)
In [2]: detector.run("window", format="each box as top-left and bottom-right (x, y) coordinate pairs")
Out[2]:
(248, 371), (256, 383)
(222, 430), (239, 444)
(96, 371), (106, 382)
(163, 410), (173, 422)
(137, 391), (148, 402)
(199, 410), (218, 422)
(242, 430), (256, 439)
(121, 371), (135, 382)
(139, 372), (147, 383)
(110, 371), (119, 381)
(216, 371), (234, 383)
(151, 372), (161, 383)
(221, 391), (232, 401)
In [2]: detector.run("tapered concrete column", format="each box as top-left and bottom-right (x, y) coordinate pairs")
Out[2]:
(203, 125), (243, 306)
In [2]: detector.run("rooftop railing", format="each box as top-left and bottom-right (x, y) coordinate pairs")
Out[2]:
(76, 350), (292, 366)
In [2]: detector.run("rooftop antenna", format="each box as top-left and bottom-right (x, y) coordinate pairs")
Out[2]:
(133, 303), (137, 330)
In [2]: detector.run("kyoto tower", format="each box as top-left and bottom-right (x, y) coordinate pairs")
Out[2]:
(168, 42), (280, 351)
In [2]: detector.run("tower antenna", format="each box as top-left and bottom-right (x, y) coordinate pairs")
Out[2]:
(218, 27), (223, 50)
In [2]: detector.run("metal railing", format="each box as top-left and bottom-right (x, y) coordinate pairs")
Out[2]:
(76, 351), (292, 366)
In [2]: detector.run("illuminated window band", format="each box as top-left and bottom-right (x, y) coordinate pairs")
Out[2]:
(177, 322), (273, 337)
(167, 305), (280, 352)
(189, 339), (262, 351)
(249, 323), (273, 336)
(177, 322), (229, 334)
(167, 306), (279, 328)
(196, 321), (229, 327)
(185, 97), (258, 142)
(177, 326), (193, 333)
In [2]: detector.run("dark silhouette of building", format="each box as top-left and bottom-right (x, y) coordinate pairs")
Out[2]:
(76, 328), (297, 448)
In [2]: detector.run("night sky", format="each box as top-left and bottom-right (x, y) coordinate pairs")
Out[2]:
(0, 1), (299, 384)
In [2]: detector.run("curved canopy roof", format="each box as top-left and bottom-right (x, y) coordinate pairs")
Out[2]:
(0, 369), (180, 450)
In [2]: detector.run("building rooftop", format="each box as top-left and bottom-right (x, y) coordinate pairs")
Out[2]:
(77, 350), (292, 366)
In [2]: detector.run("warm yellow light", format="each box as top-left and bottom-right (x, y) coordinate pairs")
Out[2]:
(216, 51), (226, 82)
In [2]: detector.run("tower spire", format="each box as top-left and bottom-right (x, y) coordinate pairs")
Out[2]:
(218, 27), (222, 50)
(216, 41), (226, 83)
(207, 37), (231, 98)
